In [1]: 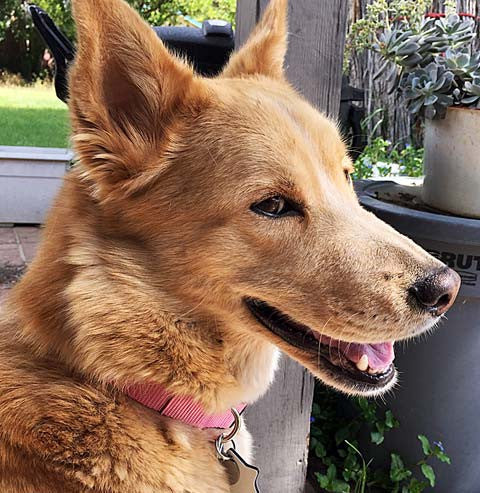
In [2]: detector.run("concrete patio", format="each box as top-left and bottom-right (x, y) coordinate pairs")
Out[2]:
(0, 226), (41, 304)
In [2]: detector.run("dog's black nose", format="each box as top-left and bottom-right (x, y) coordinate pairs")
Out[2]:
(410, 267), (461, 316)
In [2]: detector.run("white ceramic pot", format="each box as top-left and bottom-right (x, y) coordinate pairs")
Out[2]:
(423, 106), (480, 218)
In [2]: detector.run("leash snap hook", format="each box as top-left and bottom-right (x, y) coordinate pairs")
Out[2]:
(215, 407), (241, 461)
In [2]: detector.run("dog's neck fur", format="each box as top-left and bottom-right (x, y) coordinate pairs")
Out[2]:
(7, 176), (278, 414)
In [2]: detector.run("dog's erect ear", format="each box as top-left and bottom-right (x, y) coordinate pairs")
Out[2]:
(222, 0), (288, 80)
(69, 0), (200, 198)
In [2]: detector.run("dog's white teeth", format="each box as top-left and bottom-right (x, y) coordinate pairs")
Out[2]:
(356, 354), (369, 372)
(367, 365), (390, 375)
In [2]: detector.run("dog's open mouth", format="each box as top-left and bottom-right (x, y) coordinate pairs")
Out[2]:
(245, 297), (395, 389)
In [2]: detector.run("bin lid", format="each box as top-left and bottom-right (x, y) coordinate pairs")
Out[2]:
(356, 180), (480, 247)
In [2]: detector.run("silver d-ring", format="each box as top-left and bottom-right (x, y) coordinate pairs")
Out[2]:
(221, 408), (241, 443)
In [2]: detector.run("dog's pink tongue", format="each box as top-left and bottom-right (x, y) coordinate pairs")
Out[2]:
(314, 335), (395, 370)
(342, 341), (395, 370)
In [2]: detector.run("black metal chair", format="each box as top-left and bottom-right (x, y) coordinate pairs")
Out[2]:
(29, 5), (235, 103)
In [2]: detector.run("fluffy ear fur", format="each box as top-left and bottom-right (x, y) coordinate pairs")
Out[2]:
(222, 0), (288, 80)
(69, 0), (200, 198)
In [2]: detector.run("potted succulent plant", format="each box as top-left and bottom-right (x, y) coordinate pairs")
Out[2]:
(348, 1), (480, 218)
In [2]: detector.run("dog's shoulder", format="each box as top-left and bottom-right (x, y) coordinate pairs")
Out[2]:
(0, 317), (230, 492)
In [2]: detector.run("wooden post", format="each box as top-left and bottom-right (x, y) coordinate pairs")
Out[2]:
(238, 0), (348, 491)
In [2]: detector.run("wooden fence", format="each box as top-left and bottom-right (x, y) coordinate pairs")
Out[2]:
(237, 0), (348, 491)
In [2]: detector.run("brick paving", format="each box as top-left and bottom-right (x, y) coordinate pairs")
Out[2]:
(0, 226), (41, 304)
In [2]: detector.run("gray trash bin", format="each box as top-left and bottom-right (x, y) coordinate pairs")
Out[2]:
(356, 180), (480, 493)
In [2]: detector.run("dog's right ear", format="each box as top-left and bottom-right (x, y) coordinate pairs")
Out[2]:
(222, 0), (288, 80)
(69, 0), (201, 199)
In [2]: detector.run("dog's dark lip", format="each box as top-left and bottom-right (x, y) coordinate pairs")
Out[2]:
(244, 297), (395, 388)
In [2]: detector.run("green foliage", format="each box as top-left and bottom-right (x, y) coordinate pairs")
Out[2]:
(0, 0), (236, 40)
(309, 386), (451, 492)
(316, 464), (351, 493)
(0, 1), (25, 43)
(35, 0), (76, 40)
(124, 0), (236, 30)
(344, 0), (430, 70)
(344, 441), (372, 493)
(0, 0), (235, 82)
(346, 0), (480, 118)
(353, 137), (424, 179)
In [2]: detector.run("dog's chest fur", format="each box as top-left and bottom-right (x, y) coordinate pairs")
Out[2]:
(0, 335), (241, 492)
(0, 304), (277, 492)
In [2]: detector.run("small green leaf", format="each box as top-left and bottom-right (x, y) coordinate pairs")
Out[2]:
(335, 426), (352, 446)
(418, 435), (432, 455)
(407, 478), (428, 493)
(424, 94), (439, 105)
(390, 453), (412, 482)
(327, 463), (337, 482)
(315, 473), (329, 488)
(371, 431), (385, 445)
(331, 478), (351, 492)
(385, 410), (399, 428)
(436, 451), (451, 464)
(421, 463), (436, 487)
(332, 479), (350, 493)
(357, 398), (369, 412)
(376, 421), (386, 433)
(315, 441), (327, 458)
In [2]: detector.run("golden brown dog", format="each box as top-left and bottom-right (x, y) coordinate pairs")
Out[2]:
(0, 0), (460, 491)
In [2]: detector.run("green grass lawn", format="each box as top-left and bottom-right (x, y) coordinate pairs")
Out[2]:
(0, 85), (70, 148)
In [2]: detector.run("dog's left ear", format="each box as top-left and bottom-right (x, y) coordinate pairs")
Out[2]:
(69, 0), (204, 199)
(222, 0), (288, 80)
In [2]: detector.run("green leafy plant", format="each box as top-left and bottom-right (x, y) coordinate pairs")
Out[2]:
(353, 138), (424, 179)
(346, 0), (480, 118)
(309, 386), (450, 492)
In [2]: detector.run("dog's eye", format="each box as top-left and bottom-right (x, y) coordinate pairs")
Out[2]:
(344, 170), (353, 186)
(251, 196), (299, 218)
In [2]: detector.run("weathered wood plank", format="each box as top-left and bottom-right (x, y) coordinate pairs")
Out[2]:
(244, 358), (315, 493)
(235, 0), (258, 50)
(236, 0), (348, 491)
(245, 358), (315, 493)
(236, 0), (348, 115)
(283, 0), (349, 117)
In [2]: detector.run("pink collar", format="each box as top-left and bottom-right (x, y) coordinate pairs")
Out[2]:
(126, 383), (246, 429)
